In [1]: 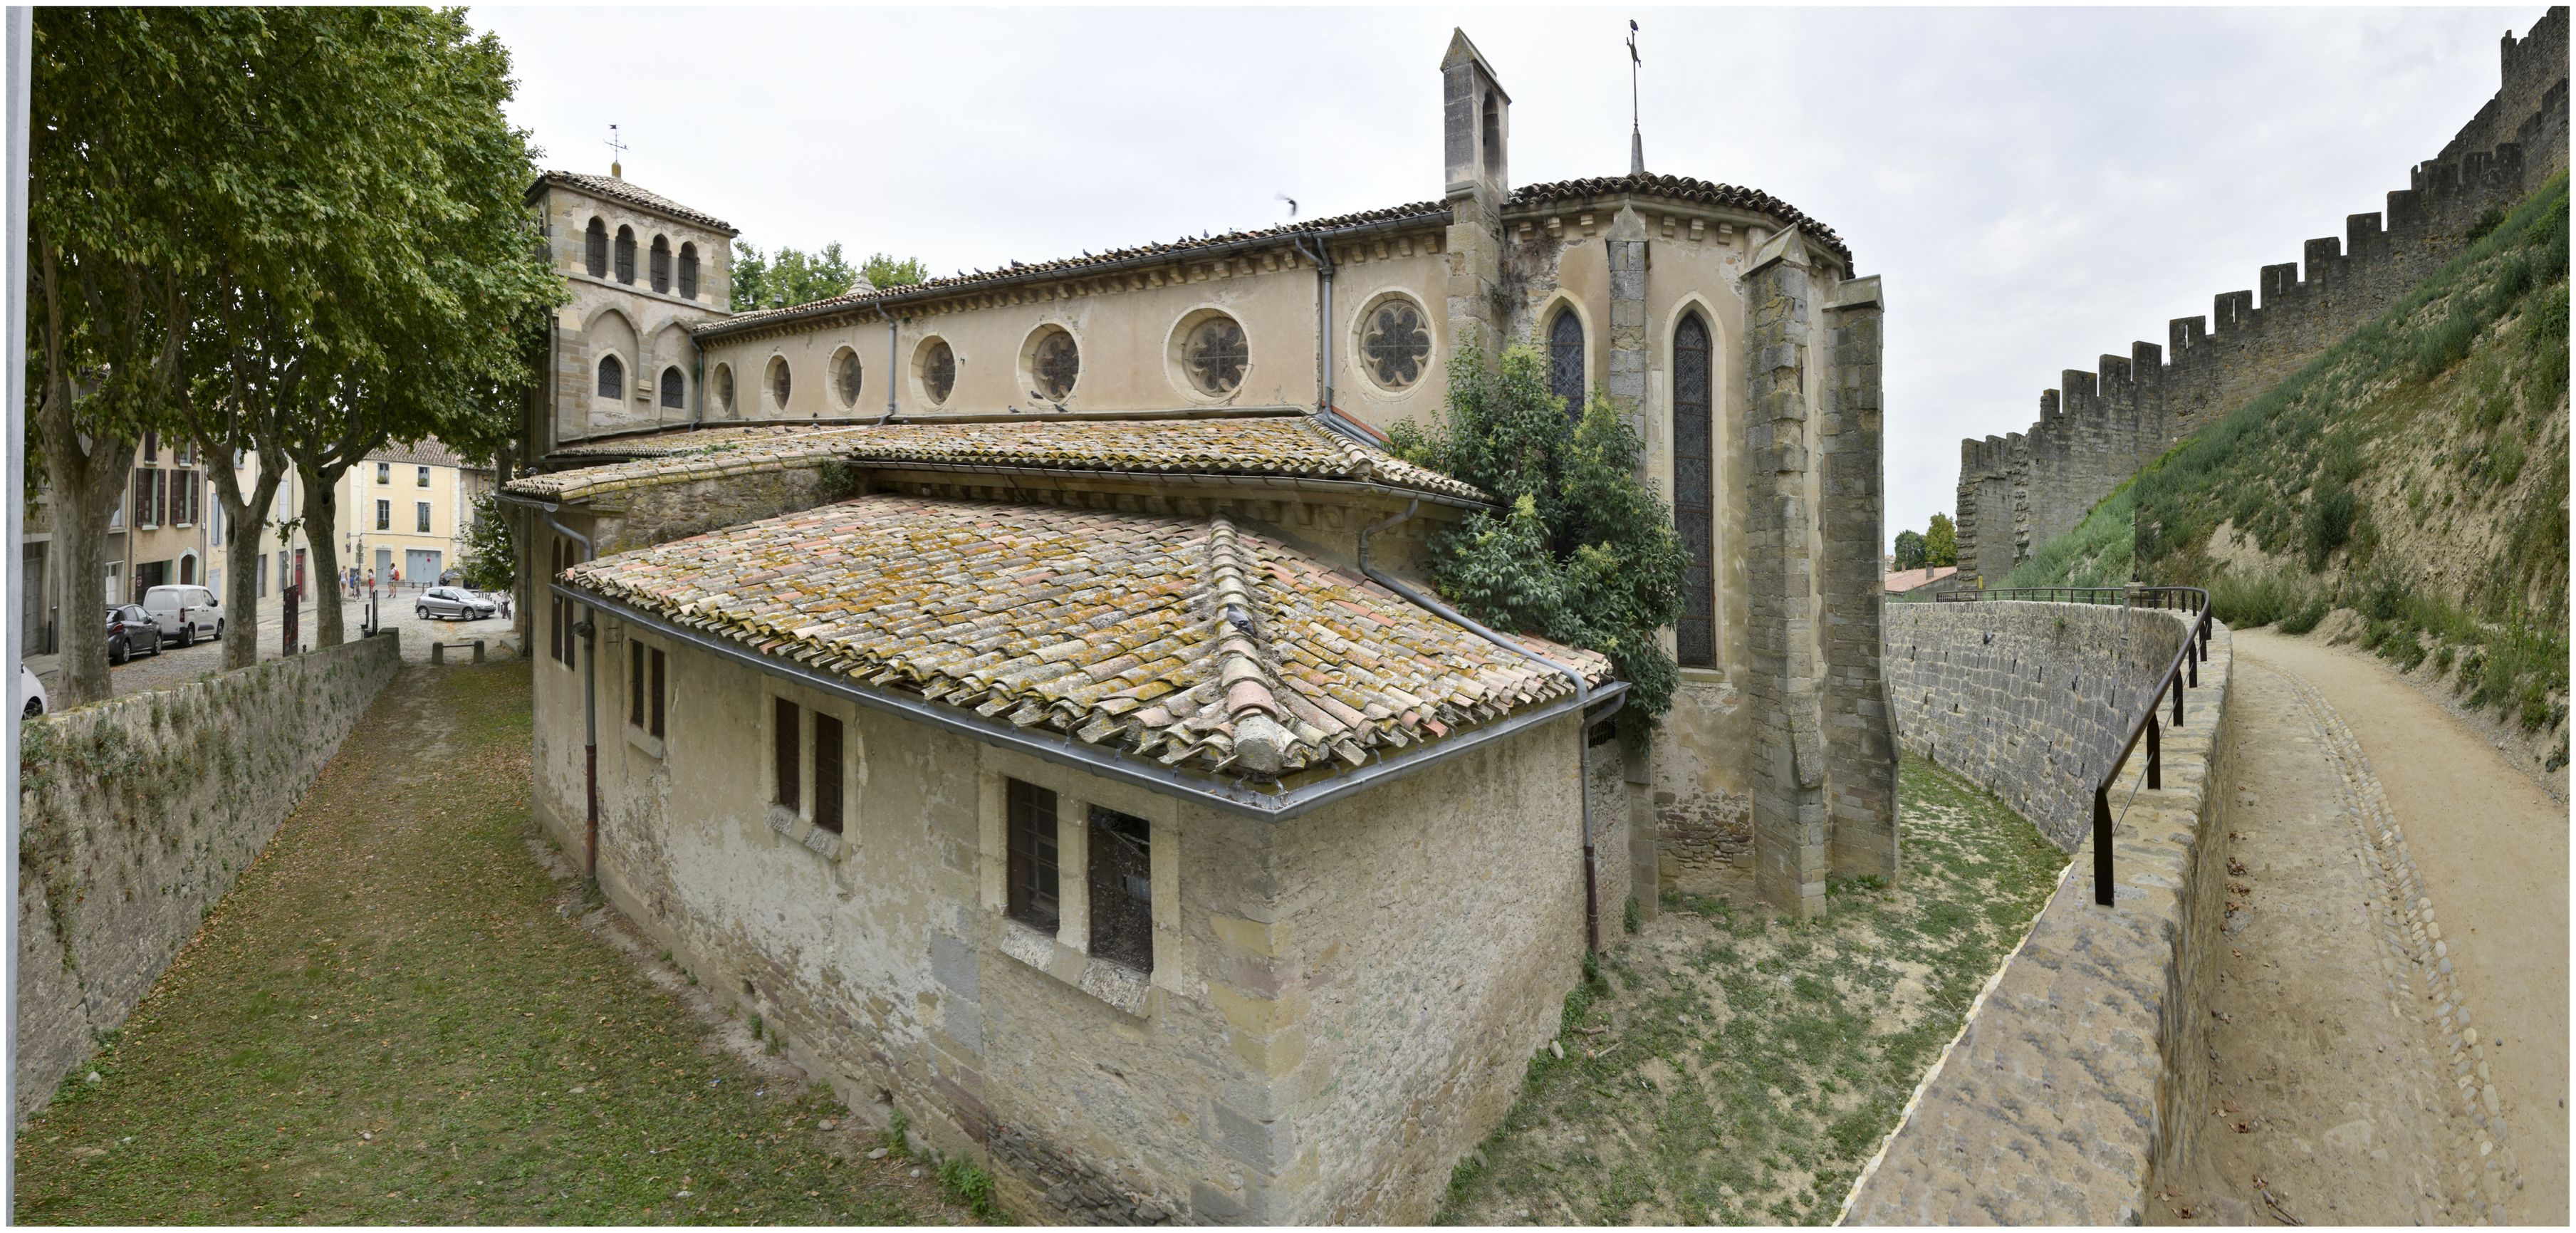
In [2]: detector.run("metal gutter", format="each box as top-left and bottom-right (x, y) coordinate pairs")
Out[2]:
(851, 460), (1496, 512)
(548, 578), (1620, 822)
(693, 209), (1454, 344)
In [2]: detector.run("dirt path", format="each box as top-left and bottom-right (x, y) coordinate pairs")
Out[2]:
(13, 663), (970, 1225)
(2153, 635), (2565, 1226)
(2242, 629), (2567, 1223)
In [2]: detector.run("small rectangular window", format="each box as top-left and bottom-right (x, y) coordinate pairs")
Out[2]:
(375, 499), (390, 531)
(812, 713), (843, 835)
(377, 462), (390, 485)
(1006, 779), (1060, 932)
(1088, 806), (1153, 973)
(417, 465), (431, 487)
(773, 698), (801, 812)
(416, 501), (431, 534)
(650, 648), (666, 739)
(629, 640), (645, 728)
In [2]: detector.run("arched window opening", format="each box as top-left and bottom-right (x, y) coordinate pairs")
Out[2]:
(614, 226), (637, 284)
(650, 236), (672, 294)
(1548, 309), (1585, 420)
(677, 243), (700, 301)
(1673, 313), (1716, 668)
(1481, 92), (1501, 169)
(597, 355), (625, 400)
(660, 366), (685, 410)
(584, 218), (608, 278)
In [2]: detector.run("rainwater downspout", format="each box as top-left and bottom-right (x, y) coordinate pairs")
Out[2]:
(1290, 236), (1335, 417)
(1357, 500), (1610, 954)
(878, 308), (900, 425)
(537, 501), (600, 893)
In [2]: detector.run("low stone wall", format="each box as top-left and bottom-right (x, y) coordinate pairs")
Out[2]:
(14, 634), (402, 1123)
(1842, 609), (2236, 1224)
(1883, 600), (2189, 850)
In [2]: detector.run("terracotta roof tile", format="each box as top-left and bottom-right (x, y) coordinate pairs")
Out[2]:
(1510, 172), (1853, 264)
(509, 415), (1491, 505)
(533, 171), (737, 234)
(562, 494), (1607, 778)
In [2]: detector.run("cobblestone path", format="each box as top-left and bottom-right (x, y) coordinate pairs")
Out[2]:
(2153, 656), (2530, 1225)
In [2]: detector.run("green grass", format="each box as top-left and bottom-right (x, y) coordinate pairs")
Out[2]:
(11, 663), (964, 1226)
(1436, 755), (2067, 1226)
(2001, 481), (2135, 589)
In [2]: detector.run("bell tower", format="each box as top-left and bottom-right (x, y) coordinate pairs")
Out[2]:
(1441, 29), (1509, 206)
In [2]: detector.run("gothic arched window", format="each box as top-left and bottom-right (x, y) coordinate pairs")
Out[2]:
(584, 218), (608, 278)
(1548, 308), (1585, 420)
(650, 235), (671, 294)
(1673, 313), (1716, 668)
(597, 354), (625, 400)
(677, 243), (699, 301)
(659, 366), (684, 410)
(614, 226), (637, 284)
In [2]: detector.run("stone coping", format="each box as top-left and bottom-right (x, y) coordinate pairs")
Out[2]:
(1842, 613), (2236, 1225)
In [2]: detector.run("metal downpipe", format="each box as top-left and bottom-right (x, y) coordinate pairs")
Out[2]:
(1291, 236), (1335, 417)
(879, 309), (900, 424)
(537, 501), (600, 893)
(1356, 500), (1606, 954)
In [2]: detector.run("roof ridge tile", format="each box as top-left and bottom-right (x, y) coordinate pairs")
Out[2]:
(1206, 516), (1294, 775)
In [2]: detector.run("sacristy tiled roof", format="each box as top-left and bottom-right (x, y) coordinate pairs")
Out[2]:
(533, 171), (738, 235)
(562, 494), (1607, 778)
(1510, 173), (1852, 265)
(509, 415), (1493, 506)
(697, 200), (1451, 338)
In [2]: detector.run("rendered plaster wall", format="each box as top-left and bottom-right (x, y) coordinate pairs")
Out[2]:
(538, 616), (1616, 1224)
(533, 182), (734, 447)
(1883, 600), (2189, 851)
(1844, 615), (2236, 1224)
(14, 634), (402, 1123)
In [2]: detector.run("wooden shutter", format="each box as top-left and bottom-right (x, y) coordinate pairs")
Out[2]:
(811, 713), (843, 833)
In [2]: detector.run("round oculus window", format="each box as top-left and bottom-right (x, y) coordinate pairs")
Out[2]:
(919, 339), (956, 406)
(833, 348), (863, 409)
(714, 365), (735, 415)
(1184, 316), (1248, 395)
(1360, 298), (1432, 390)
(1031, 328), (1079, 401)
(768, 356), (791, 410)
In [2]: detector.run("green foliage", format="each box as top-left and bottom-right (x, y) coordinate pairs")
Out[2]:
(732, 242), (929, 312)
(1921, 513), (1959, 568)
(1891, 529), (1927, 571)
(1389, 345), (1689, 715)
(885, 1110), (912, 1159)
(1623, 894), (1642, 935)
(459, 493), (516, 593)
(2279, 596), (2329, 635)
(2303, 479), (2357, 568)
(2206, 569), (2312, 628)
(2002, 482), (2133, 588)
(936, 1156), (1001, 1220)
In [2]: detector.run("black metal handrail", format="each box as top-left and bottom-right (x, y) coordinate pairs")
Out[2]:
(1932, 584), (2213, 904)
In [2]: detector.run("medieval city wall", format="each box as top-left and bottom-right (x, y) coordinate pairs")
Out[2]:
(13, 634), (402, 1123)
(1846, 608), (2239, 1224)
(1956, 7), (2568, 581)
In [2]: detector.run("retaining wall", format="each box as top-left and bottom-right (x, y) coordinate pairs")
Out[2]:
(14, 634), (402, 1123)
(1844, 605), (2237, 1224)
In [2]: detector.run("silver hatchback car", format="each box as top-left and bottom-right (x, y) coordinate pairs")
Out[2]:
(417, 586), (499, 621)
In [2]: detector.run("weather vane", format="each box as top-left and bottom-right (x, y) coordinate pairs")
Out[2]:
(1627, 21), (1645, 176)
(605, 123), (628, 177)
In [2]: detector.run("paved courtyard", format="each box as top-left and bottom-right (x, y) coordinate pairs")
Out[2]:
(60, 589), (521, 699)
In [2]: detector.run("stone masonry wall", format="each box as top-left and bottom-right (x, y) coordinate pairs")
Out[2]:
(1955, 7), (2567, 583)
(1884, 600), (2189, 850)
(14, 634), (402, 1123)
(1843, 613), (2235, 1224)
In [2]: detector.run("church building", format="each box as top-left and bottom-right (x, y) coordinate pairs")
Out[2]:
(505, 30), (1894, 1222)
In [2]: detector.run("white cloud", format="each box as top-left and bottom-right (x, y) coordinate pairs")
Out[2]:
(474, 4), (2537, 546)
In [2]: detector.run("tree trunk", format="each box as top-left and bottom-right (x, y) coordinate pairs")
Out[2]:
(300, 459), (345, 648)
(208, 453), (283, 671)
(32, 412), (132, 709)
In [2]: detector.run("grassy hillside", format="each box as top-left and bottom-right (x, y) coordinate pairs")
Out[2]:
(2017, 174), (2568, 754)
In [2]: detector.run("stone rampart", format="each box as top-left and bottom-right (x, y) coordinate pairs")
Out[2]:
(1956, 6), (2568, 582)
(1842, 606), (2237, 1224)
(14, 635), (402, 1123)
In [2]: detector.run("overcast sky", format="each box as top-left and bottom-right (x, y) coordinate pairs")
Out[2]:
(473, 4), (2540, 548)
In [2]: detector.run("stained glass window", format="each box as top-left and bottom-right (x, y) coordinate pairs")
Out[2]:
(660, 366), (684, 410)
(1362, 299), (1432, 390)
(768, 356), (791, 410)
(921, 340), (956, 405)
(596, 355), (623, 400)
(1549, 310), (1585, 420)
(1187, 317), (1248, 395)
(834, 348), (863, 408)
(1032, 329), (1080, 401)
(1674, 313), (1715, 667)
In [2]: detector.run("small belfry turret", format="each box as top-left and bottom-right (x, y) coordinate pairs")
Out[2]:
(1441, 29), (1509, 206)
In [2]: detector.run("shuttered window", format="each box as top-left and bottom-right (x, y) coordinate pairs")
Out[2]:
(585, 218), (608, 277)
(1088, 806), (1152, 973)
(773, 698), (801, 812)
(650, 236), (671, 294)
(812, 714), (843, 834)
(677, 243), (699, 300)
(1006, 779), (1059, 932)
(1674, 313), (1716, 667)
(614, 227), (636, 283)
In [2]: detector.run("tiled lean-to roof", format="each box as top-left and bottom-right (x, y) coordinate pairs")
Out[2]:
(532, 171), (738, 234)
(1509, 173), (1853, 265)
(563, 495), (1607, 778)
(509, 415), (1492, 506)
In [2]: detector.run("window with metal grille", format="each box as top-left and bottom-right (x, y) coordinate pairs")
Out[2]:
(812, 714), (843, 834)
(660, 367), (684, 409)
(598, 355), (624, 400)
(773, 698), (801, 812)
(614, 226), (636, 283)
(650, 235), (671, 293)
(1006, 779), (1059, 933)
(678, 243), (699, 300)
(1549, 309), (1585, 420)
(1674, 313), (1716, 667)
(1088, 806), (1152, 973)
(585, 218), (608, 277)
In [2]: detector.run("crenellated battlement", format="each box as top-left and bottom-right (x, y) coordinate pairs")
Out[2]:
(1956, 6), (2567, 584)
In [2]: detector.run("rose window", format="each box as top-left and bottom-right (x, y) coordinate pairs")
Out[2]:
(1186, 317), (1248, 395)
(1362, 300), (1432, 390)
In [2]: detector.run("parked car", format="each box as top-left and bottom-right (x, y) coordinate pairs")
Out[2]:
(140, 584), (224, 646)
(107, 604), (165, 664)
(418, 586), (498, 621)
(20, 665), (47, 718)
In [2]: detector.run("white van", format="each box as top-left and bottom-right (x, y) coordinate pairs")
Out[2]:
(142, 584), (224, 646)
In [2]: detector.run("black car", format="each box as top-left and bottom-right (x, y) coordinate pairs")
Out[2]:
(108, 604), (165, 664)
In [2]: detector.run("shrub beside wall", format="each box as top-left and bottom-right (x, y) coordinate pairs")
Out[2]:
(14, 635), (401, 1123)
